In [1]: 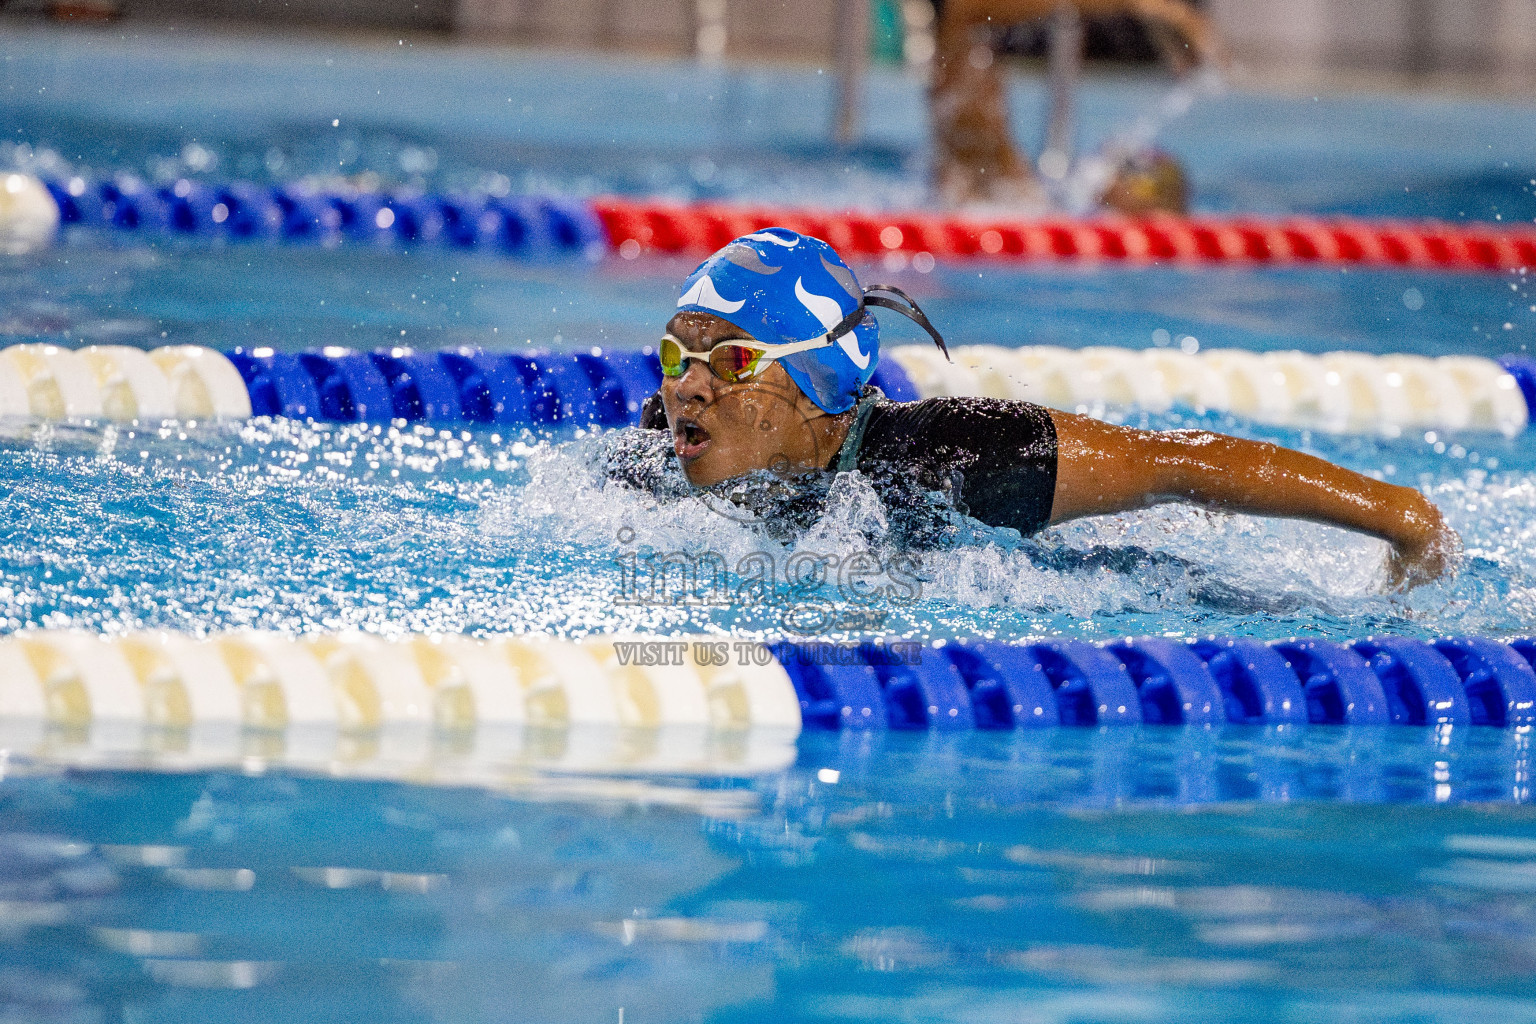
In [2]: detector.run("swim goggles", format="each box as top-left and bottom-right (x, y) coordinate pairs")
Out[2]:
(658, 284), (949, 384)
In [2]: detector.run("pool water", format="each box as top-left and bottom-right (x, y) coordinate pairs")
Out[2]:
(1, 730), (1535, 1024)
(4, 21), (1536, 1024)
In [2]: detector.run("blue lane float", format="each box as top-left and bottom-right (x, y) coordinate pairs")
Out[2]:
(1499, 356), (1536, 421)
(40, 176), (608, 258)
(940, 643), (1057, 728)
(1104, 637), (1225, 725)
(223, 345), (671, 428)
(220, 344), (904, 429)
(1432, 637), (1536, 727)
(225, 349), (321, 420)
(1350, 635), (1470, 726)
(1271, 638), (1391, 726)
(775, 635), (1536, 731)
(1188, 637), (1309, 725)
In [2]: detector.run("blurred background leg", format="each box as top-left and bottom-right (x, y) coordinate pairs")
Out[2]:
(930, 0), (1047, 206)
(834, 0), (870, 145)
(1038, 2), (1083, 184)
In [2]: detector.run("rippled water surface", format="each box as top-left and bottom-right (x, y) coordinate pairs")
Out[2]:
(1, 730), (1535, 1024)
(1, 407), (1535, 643)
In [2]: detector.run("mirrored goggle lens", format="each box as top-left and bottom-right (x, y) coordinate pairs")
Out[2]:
(658, 337), (686, 377)
(708, 344), (764, 383)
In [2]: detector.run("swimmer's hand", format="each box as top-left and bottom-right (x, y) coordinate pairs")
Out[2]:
(1384, 500), (1461, 591)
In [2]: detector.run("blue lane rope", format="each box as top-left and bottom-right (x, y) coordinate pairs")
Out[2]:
(40, 176), (608, 258)
(1499, 357), (1536, 424)
(774, 635), (1536, 730)
(221, 345), (917, 427)
(224, 345), (661, 426)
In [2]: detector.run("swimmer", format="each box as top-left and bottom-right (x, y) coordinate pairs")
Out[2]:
(930, 0), (1224, 210)
(615, 229), (1457, 590)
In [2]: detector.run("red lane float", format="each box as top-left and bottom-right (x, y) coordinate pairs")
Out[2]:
(593, 196), (1536, 275)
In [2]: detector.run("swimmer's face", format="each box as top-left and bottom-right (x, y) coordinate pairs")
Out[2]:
(660, 312), (833, 487)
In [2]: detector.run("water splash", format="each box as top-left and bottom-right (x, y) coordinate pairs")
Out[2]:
(0, 414), (1527, 642)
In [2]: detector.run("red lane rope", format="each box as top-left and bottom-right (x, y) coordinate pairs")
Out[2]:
(592, 196), (1536, 275)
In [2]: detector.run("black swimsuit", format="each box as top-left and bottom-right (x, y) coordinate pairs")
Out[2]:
(615, 388), (1059, 545)
(837, 391), (1058, 537)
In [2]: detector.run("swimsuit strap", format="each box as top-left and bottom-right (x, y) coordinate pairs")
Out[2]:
(834, 386), (886, 474)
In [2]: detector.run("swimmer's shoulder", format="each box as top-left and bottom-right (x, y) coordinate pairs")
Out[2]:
(855, 394), (1058, 537)
(857, 393), (1056, 466)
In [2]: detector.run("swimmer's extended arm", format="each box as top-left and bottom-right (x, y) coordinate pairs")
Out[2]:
(1047, 411), (1459, 589)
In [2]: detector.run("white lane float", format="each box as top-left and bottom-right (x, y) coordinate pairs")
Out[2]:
(1201, 349), (1292, 424)
(691, 653), (803, 730)
(116, 630), (243, 725)
(0, 173), (59, 254)
(1140, 349), (1228, 413)
(407, 633), (525, 728)
(886, 345), (1528, 436)
(0, 343), (250, 423)
(504, 637), (622, 726)
(0, 631), (804, 740)
(212, 633), (337, 729)
(19, 631), (144, 723)
(582, 635), (711, 728)
(1438, 355), (1527, 434)
(0, 344), (103, 420)
(1259, 351), (1340, 428)
(1319, 352), (1410, 433)
(148, 345), (253, 419)
(77, 346), (176, 421)
(1080, 346), (1173, 412)
(891, 343), (973, 398)
(0, 352), (29, 418)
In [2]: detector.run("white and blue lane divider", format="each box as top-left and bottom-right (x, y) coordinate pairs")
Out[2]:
(2, 341), (1535, 436)
(2, 630), (1535, 733)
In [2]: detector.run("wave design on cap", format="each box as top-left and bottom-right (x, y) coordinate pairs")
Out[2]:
(742, 230), (800, 248)
(794, 277), (844, 332)
(795, 277), (870, 369)
(722, 243), (782, 276)
(678, 274), (746, 313)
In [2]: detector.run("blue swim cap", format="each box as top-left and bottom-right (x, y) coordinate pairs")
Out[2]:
(674, 228), (880, 414)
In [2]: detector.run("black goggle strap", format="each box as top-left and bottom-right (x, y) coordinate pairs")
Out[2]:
(825, 284), (950, 362)
(825, 304), (868, 343)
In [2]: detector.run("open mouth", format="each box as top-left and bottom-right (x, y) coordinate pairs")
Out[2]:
(673, 418), (712, 460)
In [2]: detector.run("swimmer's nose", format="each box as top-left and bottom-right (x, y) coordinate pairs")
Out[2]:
(674, 361), (715, 405)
